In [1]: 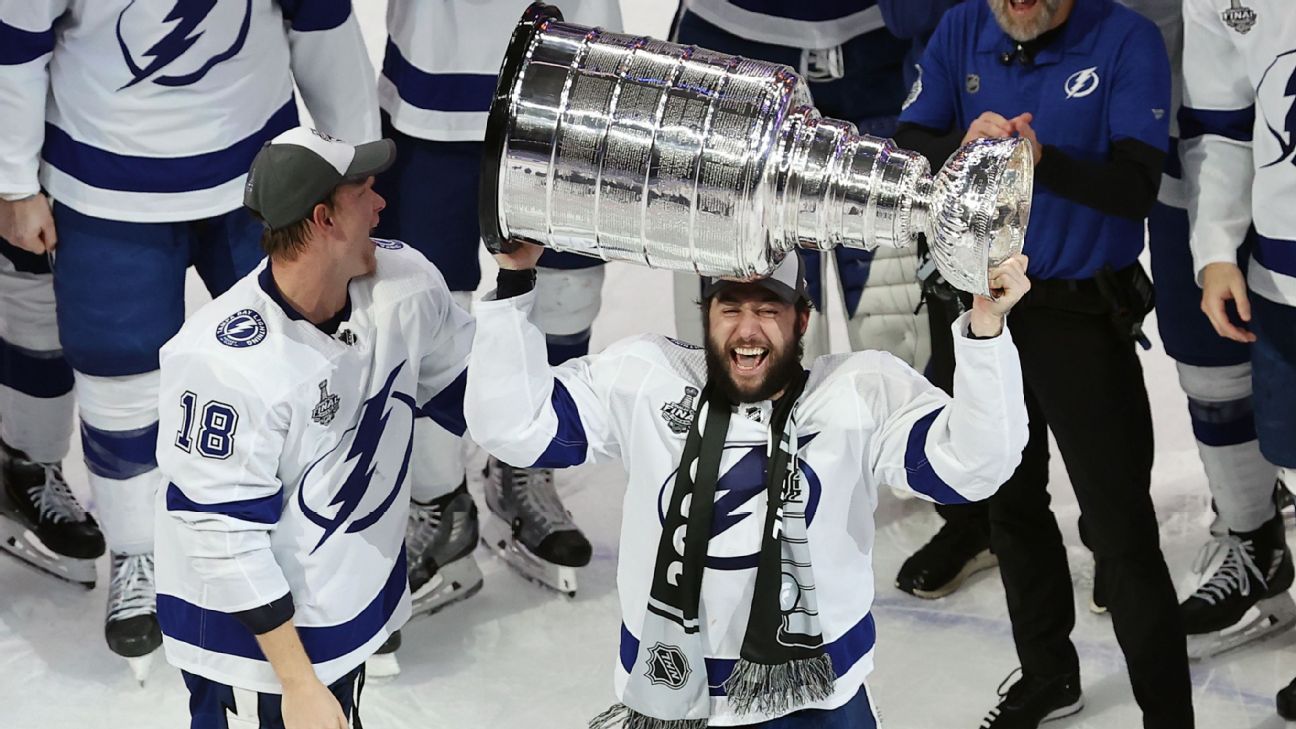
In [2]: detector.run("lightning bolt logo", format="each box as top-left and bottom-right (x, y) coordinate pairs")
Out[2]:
(215, 309), (267, 348)
(1064, 66), (1100, 100)
(114, 0), (253, 90)
(299, 363), (416, 553)
(1258, 49), (1296, 169)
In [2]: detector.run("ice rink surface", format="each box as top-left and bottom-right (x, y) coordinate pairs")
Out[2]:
(4, 1), (1295, 727)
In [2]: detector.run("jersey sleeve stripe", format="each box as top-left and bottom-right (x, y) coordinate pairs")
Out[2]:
(903, 407), (972, 505)
(0, 19), (54, 66)
(1179, 105), (1255, 142)
(40, 100), (298, 194)
(81, 421), (159, 481)
(380, 40), (497, 113)
(276, 0), (352, 32)
(158, 548), (406, 663)
(164, 483), (283, 525)
(1254, 234), (1296, 280)
(417, 368), (468, 437)
(528, 380), (590, 469)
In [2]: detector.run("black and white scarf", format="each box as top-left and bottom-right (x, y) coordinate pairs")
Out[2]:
(592, 373), (834, 729)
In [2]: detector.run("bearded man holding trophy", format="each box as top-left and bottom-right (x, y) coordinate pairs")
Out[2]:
(465, 5), (1035, 727)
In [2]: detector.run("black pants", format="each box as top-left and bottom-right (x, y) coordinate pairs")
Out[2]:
(932, 279), (1193, 728)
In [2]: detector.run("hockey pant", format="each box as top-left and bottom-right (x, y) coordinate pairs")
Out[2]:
(0, 239), (75, 464)
(373, 126), (605, 501)
(52, 203), (265, 555)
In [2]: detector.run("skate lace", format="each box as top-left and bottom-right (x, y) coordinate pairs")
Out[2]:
(25, 464), (88, 523)
(1191, 535), (1263, 605)
(108, 553), (156, 621)
(978, 667), (1023, 728)
(406, 501), (444, 557)
(510, 468), (573, 531)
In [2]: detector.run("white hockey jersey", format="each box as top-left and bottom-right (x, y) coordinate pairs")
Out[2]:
(464, 290), (1028, 725)
(380, 0), (623, 142)
(1182, 0), (1296, 306)
(682, 0), (888, 50)
(0, 0), (379, 222)
(154, 240), (473, 692)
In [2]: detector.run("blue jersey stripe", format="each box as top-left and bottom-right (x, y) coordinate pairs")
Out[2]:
(165, 483), (284, 525)
(381, 40), (496, 113)
(727, 0), (877, 23)
(158, 548), (406, 663)
(529, 380), (590, 468)
(41, 101), (298, 194)
(277, 0), (352, 32)
(81, 421), (159, 481)
(0, 19), (54, 66)
(0, 336), (72, 399)
(1254, 234), (1296, 279)
(418, 368), (468, 437)
(1179, 105), (1254, 143)
(903, 407), (970, 505)
(619, 612), (877, 696)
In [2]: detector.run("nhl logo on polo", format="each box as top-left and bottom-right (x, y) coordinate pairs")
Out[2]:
(965, 73), (981, 94)
(645, 643), (691, 689)
(1221, 0), (1257, 34)
(215, 309), (267, 348)
(660, 386), (700, 434)
(312, 380), (341, 426)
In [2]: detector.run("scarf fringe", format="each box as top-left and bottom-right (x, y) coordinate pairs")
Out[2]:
(721, 654), (837, 716)
(589, 703), (709, 729)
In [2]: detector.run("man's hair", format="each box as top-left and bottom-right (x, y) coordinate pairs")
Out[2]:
(253, 187), (339, 261)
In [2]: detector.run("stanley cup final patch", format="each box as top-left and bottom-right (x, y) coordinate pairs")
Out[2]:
(645, 643), (692, 689)
(1222, 0), (1257, 33)
(312, 380), (341, 426)
(660, 386), (700, 434)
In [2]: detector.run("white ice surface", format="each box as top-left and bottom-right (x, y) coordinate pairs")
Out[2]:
(4, 2), (1295, 727)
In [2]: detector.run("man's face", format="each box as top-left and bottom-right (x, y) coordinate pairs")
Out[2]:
(988, 0), (1064, 42)
(329, 176), (385, 274)
(703, 286), (808, 404)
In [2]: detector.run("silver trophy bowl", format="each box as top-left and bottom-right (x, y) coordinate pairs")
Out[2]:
(480, 3), (1033, 297)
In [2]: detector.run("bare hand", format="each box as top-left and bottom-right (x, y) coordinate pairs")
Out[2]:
(493, 237), (545, 271)
(0, 194), (57, 254)
(1200, 261), (1255, 343)
(969, 254), (1031, 337)
(1009, 113), (1043, 165)
(961, 111), (1014, 146)
(281, 678), (348, 729)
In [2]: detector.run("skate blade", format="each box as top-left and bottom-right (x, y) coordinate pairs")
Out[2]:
(410, 556), (485, 620)
(481, 518), (578, 598)
(1187, 592), (1296, 660)
(365, 652), (400, 680)
(127, 653), (154, 686)
(0, 518), (96, 588)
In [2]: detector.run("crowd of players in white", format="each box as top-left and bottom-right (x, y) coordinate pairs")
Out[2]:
(0, 0), (1294, 727)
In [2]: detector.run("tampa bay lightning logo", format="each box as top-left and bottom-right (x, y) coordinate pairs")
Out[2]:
(1064, 66), (1100, 100)
(372, 238), (405, 250)
(215, 309), (266, 348)
(114, 0), (253, 90)
(657, 434), (822, 570)
(1257, 49), (1296, 169)
(298, 362), (416, 553)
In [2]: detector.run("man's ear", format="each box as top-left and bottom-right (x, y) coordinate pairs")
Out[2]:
(797, 307), (811, 335)
(309, 200), (332, 231)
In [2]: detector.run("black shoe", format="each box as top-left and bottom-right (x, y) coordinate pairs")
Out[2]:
(896, 518), (996, 599)
(980, 669), (1083, 728)
(1278, 676), (1296, 720)
(375, 630), (401, 655)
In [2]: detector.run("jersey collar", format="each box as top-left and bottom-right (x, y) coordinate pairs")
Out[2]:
(258, 263), (352, 335)
(975, 0), (1105, 67)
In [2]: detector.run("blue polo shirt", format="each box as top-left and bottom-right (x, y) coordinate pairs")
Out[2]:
(900, 0), (1171, 280)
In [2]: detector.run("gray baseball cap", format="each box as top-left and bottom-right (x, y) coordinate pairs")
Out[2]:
(701, 253), (809, 305)
(244, 126), (396, 230)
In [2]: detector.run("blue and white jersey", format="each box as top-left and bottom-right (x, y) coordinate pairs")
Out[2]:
(682, 0), (888, 50)
(900, 0), (1171, 280)
(380, 0), (622, 142)
(154, 241), (473, 692)
(464, 291), (1028, 725)
(0, 0), (379, 222)
(1182, 0), (1296, 306)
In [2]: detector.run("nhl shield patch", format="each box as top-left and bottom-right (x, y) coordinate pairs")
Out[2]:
(645, 643), (691, 689)
(215, 309), (267, 348)
(660, 386), (699, 434)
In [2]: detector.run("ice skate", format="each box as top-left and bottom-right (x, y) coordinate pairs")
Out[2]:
(0, 438), (102, 588)
(105, 552), (162, 685)
(407, 482), (484, 619)
(482, 458), (591, 597)
(1277, 476), (1294, 528)
(1181, 512), (1296, 660)
(366, 630), (401, 680)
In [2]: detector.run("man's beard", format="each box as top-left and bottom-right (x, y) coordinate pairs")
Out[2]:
(989, 0), (1063, 42)
(703, 325), (805, 404)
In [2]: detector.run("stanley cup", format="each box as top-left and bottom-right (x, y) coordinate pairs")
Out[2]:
(480, 3), (1034, 297)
